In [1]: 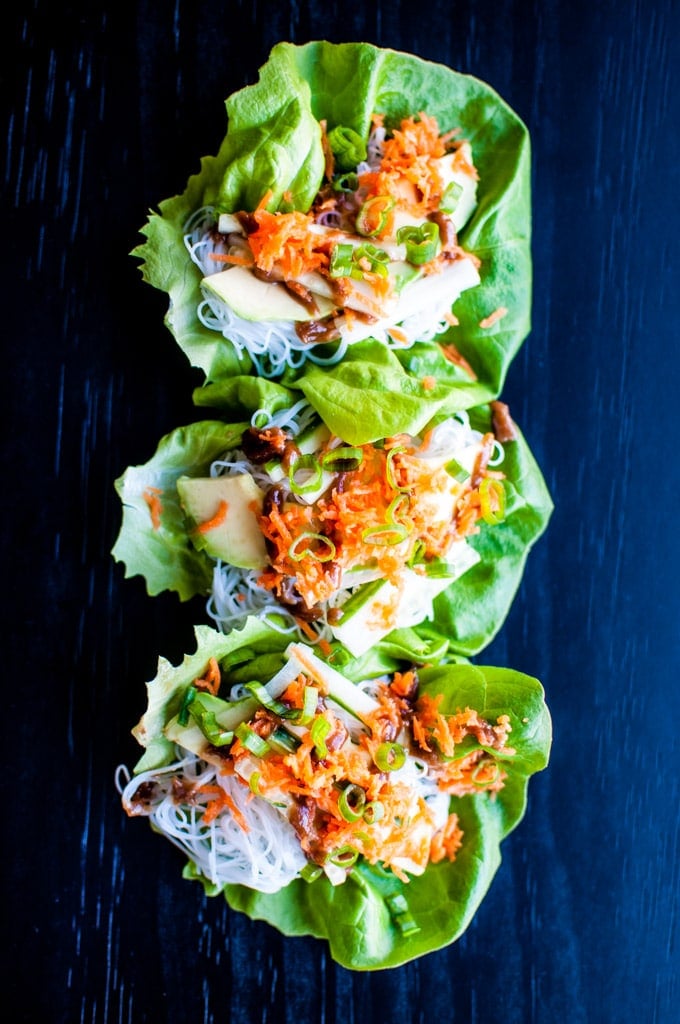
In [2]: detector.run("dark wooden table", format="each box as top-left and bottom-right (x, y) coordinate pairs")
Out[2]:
(5, 2), (679, 1021)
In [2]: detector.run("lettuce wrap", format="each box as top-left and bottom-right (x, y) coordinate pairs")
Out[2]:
(112, 383), (552, 661)
(118, 620), (551, 969)
(133, 41), (531, 406)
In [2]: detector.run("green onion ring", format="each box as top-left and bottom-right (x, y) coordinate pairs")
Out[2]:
(328, 845), (359, 868)
(479, 477), (506, 525)
(338, 784), (367, 822)
(361, 522), (410, 546)
(288, 453), (324, 494)
(374, 742), (406, 772)
(363, 801), (385, 824)
(471, 756), (502, 787)
(385, 445), (408, 491)
(288, 532), (337, 563)
(321, 446), (364, 472)
(310, 716), (331, 759)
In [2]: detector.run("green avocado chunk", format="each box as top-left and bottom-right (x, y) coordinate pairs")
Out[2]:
(177, 473), (268, 569)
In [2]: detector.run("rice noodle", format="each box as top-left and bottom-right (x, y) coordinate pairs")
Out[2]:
(117, 753), (306, 893)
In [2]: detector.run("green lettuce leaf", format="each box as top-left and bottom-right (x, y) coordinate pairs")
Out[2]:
(111, 402), (552, 657)
(128, 622), (551, 969)
(133, 41), (531, 405)
(111, 420), (248, 600)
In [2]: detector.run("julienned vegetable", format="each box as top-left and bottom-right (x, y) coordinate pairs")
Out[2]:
(118, 621), (551, 969)
(132, 41), (531, 407)
(112, 396), (553, 660)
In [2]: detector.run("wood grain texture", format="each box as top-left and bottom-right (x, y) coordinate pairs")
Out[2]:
(3, 1), (679, 1021)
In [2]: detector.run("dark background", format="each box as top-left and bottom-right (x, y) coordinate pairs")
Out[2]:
(4, 2), (679, 1021)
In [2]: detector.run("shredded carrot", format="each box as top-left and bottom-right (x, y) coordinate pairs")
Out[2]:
(198, 785), (250, 831)
(429, 813), (463, 863)
(209, 252), (254, 266)
(295, 617), (319, 643)
(421, 375), (437, 391)
(479, 306), (508, 329)
(256, 189), (274, 211)
(439, 342), (477, 380)
(390, 670), (417, 699)
(195, 500), (228, 534)
(256, 429), (501, 612)
(193, 657), (221, 696)
(387, 326), (409, 345)
(361, 112), (464, 218)
(142, 487), (163, 531)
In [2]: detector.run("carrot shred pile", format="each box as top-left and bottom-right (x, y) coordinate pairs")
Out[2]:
(359, 112), (475, 220)
(247, 208), (335, 279)
(257, 432), (501, 611)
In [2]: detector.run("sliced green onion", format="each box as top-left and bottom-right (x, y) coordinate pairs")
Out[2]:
(300, 861), (323, 882)
(293, 685), (319, 725)
(407, 539), (426, 568)
(235, 722), (271, 758)
(397, 222), (440, 265)
(479, 477), (506, 525)
(374, 742), (406, 772)
(329, 242), (356, 278)
(249, 772), (263, 795)
(177, 685), (197, 727)
(327, 125), (367, 171)
(471, 756), (502, 787)
(338, 784), (367, 822)
(353, 242), (390, 277)
(287, 531), (337, 563)
(244, 680), (289, 717)
(288, 453), (324, 495)
(363, 801), (385, 824)
(386, 893), (420, 935)
(321, 446), (364, 472)
(421, 559), (459, 579)
(385, 445), (408, 490)
(386, 492), (412, 527)
(356, 195), (395, 236)
(310, 716), (331, 758)
(394, 912), (421, 936)
(445, 457), (470, 483)
(332, 171), (359, 193)
(361, 522), (410, 546)
(440, 180), (463, 214)
(328, 845), (359, 868)
(189, 700), (234, 747)
(267, 726), (301, 755)
(386, 893), (409, 915)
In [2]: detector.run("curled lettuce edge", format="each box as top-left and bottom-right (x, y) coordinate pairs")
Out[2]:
(111, 395), (553, 658)
(131, 40), (531, 402)
(128, 620), (551, 970)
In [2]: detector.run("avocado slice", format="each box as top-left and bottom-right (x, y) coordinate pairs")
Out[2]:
(177, 473), (268, 569)
(201, 266), (337, 322)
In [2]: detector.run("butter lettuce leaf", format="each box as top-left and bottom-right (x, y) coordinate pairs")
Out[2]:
(127, 622), (551, 969)
(112, 420), (248, 600)
(133, 41), (531, 407)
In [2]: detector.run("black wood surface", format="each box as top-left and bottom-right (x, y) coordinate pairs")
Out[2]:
(5, 2), (679, 1021)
